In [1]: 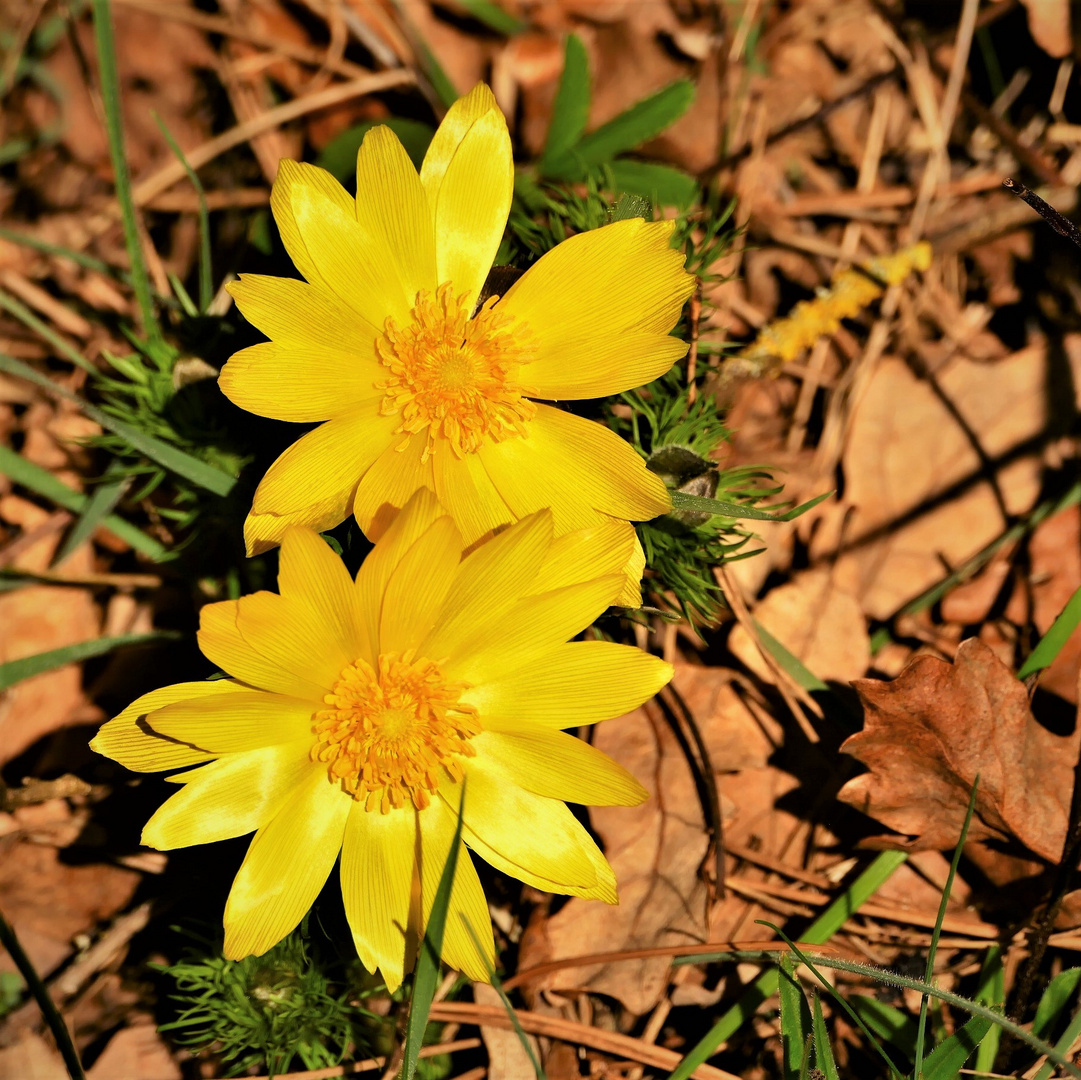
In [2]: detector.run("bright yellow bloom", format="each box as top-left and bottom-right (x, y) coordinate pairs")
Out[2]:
(90, 491), (672, 990)
(220, 84), (696, 606)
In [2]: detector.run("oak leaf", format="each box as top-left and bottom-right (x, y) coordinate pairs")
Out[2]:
(838, 639), (1079, 862)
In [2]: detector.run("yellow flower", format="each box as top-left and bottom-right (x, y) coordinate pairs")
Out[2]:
(90, 491), (672, 990)
(220, 83), (695, 606)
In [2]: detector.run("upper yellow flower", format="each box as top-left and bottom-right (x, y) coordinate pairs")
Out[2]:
(90, 490), (673, 991)
(220, 83), (696, 606)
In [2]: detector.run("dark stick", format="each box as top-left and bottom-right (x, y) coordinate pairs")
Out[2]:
(0, 908), (86, 1080)
(1003, 178), (1081, 250)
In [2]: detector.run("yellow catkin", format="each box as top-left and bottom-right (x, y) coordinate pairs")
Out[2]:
(735, 242), (932, 370)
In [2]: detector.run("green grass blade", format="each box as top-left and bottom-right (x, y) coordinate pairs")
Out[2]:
(456, 0), (527, 35)
(914, 778), (980, 1079)
(0, 445), (166, 559)
(52, 477), (129, 567)
(669, 488), (833, 522)
(667, 851), (906, 1080)
(540, 34), (590, 173)
(753, 622), (829, 692)
(153, 111), (212, 312)
(0, 353), (236, 496)
(811, 994), (840, 1080)
(0, 288), (97, 373)
(1034, 1000), (1081, 1080)
(90, 0), (161, 346)
(0, 228), (114, 277)
(1033, 967), (1081, 1041)
(1018, 583), (1081, 678)
(0, 631), (179, 691)
(571, 80), (695, 168)
(402, 784), (466, 1080)
(974, 947), (1004, 1076)
(848, 995), (917, 1061)
(778, 956), (810, 1080)
(921, 1014), (994, 1080)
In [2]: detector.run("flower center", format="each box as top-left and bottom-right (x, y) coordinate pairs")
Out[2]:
(375, 283), (536, 459)
(311, 652), (480, 813)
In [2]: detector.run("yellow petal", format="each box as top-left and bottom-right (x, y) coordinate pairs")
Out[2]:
(616, 531), (646, 608)
(270, 160), (356, 292)
(442, 574), (623, 684)
(223, 768), (350, 959)
(90, 681), (248, 772)
(355, 125), (437, 307)
(141, 741), (315, 849)
(234, 591), (350, 694)
(227, 274), (374, 350)
(245, 402), (397, 555)
(463, 640), (672, 729)
(219, 341), (381, 423)
(419, 511), (553, 664)
(472, 730), (647, 806)
(444, 762), (616, 902)
(526, 518), (635, 594)
(354, 488), (447, 650)
(432, 447), (514, 547)
(480, 404), (671, 526)
(278, 527), (370, 666)
(428, 106), (513, 313)
(291, 178), (411, 329)
(379, 515), (463, 656)
(500, 218), (695, 398)
(146, 692), (314, 754)
(340, 803), (416, 993)
(198, 601), (326, 699)
(421, 84), (499, 193)
(352, 432), (435, 541)
(420, 795), (495, 982)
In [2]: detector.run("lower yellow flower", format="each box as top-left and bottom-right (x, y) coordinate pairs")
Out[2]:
(220, 83), (696, 606)
(90, 491), (672, 990)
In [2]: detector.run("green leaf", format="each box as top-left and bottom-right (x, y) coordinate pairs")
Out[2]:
(402, 784), (466, 1080)
(1033, 967), (1081, 1041)
(1019, 583), (1081, 678)
(539, 34), (590, 172)
(0, 352), (236, 497)
(0, 445), (166, 560)
(921, 1014), (994, 1080)
(608, 160), (698, 208)
(778, 956), (811, 1080)
(456, 0), (527, 35)
(1034, 1001), (1081, 1080)
(317, 118), (435, 181)
(0, 631), (179, 692)
(847, 995), (917, 1061)
(669, 488), (833, 522)
(811, 995), (839, 1080)
(52, 477), (129, 567)
(547, 79), (695, 177)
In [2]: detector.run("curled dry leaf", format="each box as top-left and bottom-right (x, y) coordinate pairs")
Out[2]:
(1020, 0), (1072, 58)
(839, 638), (1080, 862)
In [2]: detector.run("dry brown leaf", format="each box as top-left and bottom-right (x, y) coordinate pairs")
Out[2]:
(0, 1032), (68, 1080)
(86, 1022), (180, 1080)
(728, 569), (871, 685)
(815, 340), (1081, 620)
(473, 984), (539, 1080)
(532, 696), (710, 1014)
(839, 638), (1080, 861)
(1020, 0), (1071, 57)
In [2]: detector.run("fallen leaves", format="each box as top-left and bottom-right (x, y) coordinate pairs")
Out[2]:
(839, 638), (1080, 863)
